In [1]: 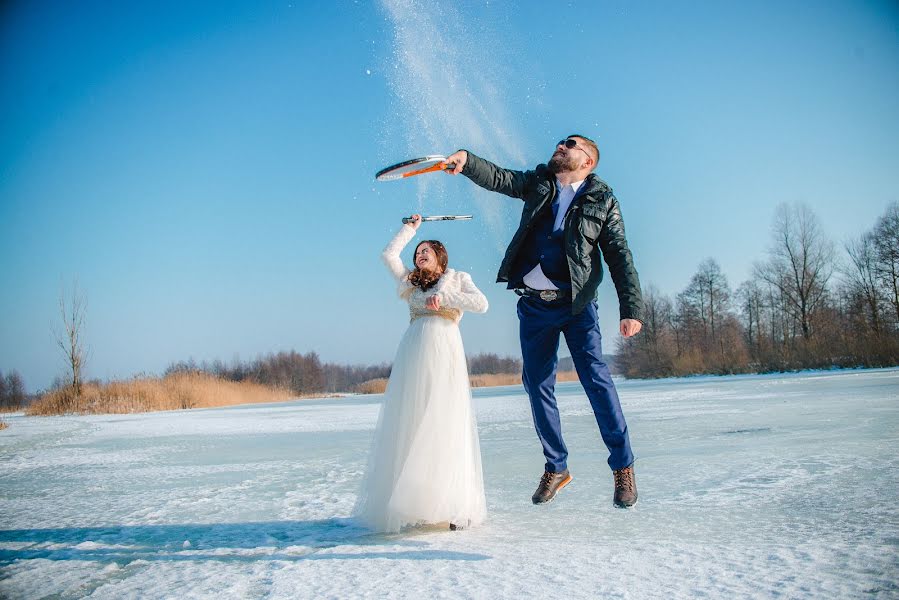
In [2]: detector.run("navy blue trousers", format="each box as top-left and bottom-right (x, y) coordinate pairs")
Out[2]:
(517, 296), (634, 473)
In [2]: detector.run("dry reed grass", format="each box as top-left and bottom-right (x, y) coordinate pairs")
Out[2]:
(555, 370), (581, 383)
(27, 369), (584, 416)
(355, 370), (580, 395)
(470, 370), (579, 387)
(0, 419), (8, 430)
(27, 373), (294, 416)
(469, 373), (519, 387)
(354, 378), (389, 395)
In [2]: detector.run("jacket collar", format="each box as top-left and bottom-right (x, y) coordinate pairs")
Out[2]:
(537, 166), (607, 196)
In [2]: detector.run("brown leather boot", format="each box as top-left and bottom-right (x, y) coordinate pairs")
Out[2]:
(613, 464), (638, 508)
(531, 469), (572, 504)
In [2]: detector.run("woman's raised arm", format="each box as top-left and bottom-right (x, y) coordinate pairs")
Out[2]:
(381, 215), (420, 282)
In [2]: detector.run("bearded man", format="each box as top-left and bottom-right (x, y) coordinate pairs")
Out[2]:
(445, 135), (644, 508)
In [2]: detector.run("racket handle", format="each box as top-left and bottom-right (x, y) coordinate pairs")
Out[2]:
(402, 216), (414, 224)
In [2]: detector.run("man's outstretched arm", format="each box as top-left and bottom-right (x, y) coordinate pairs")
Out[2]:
(444, 149), (531, 200)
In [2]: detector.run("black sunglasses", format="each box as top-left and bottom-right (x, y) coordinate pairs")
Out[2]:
(557, 138), (590, 157)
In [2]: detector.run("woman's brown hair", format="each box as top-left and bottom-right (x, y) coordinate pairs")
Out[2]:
(408, 240), (448, 291)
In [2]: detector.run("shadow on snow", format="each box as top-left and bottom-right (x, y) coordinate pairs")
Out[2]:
(0, 518), (491, 564)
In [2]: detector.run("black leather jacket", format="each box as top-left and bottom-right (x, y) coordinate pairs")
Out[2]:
(462, 151), (644, 319)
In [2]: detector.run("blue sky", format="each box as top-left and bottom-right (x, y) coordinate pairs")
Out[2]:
(2, 0), (898, 391)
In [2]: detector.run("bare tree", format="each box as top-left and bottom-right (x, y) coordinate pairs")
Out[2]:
(632, 285), (676, 376)
(54, 281), (89, 396)
(843, 232), (883, 333)
(737, 279), (765, 359)
(872, 201), (899, 327)
(679, 258), (731, 342)
(0, 371), (27, 411)
(755, 203), (835, 339)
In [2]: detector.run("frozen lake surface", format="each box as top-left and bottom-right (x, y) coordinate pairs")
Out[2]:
(2, 369), (898, 599)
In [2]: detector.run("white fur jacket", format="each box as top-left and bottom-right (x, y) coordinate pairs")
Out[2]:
(382, 224), (488, 322)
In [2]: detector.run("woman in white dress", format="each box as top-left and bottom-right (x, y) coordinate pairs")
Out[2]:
(355, 214), (489, 533)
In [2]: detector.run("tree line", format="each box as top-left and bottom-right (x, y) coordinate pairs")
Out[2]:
(617, 202), (899, 378)
(165, 352), (390, 395)
(165, 351), (524, 396)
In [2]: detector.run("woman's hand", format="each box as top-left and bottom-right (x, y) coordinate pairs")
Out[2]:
(425, 294), (441, 311)
(407, 214), (422, 230)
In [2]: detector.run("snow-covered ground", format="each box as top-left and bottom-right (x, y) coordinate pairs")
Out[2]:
(1, 369), (897, 599)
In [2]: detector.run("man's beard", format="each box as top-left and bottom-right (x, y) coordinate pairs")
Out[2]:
(548, 151), (579, 174)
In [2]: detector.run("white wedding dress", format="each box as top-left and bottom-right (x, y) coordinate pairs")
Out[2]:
(354, 225), (488, 533)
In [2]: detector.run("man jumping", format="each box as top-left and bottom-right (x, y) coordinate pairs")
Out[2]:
(445, 135), (644, 507)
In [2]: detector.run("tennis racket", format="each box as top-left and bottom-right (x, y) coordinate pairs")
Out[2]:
(401, 215), (472, 224)
(376, 156), (456, 181)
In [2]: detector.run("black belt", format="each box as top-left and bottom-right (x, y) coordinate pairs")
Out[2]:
(514, 286), (570, 302)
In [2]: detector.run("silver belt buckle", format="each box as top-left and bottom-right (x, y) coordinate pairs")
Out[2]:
(539, 290), (558, 301)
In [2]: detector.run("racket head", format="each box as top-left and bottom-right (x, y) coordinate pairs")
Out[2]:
(375, 155), (449, 181)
